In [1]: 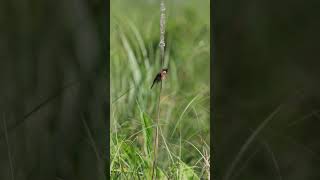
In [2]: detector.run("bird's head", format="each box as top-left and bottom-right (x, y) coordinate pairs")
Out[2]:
(161, 68), (168, 74)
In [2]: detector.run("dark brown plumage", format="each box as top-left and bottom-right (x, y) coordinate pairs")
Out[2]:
(151, 68), (168, 89)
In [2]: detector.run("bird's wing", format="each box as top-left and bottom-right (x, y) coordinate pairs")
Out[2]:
(151, 74), (160, 89)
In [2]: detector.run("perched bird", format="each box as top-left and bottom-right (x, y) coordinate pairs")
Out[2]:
(151, 68), (168, 89)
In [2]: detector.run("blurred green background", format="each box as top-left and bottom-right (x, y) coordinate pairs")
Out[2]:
(214, 0), (320, 179)
(0, 0), (107, 179)
(111, 0), (210, 179)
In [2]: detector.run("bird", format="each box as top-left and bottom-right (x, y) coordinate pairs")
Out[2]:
(151, 68), (168, 89)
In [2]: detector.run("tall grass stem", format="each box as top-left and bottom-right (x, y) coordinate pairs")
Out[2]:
(152, 1), (166, 179)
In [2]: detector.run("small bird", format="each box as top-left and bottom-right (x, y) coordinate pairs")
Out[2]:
(151, 68), (168, 89)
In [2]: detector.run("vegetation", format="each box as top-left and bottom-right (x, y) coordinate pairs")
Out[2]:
(110, 0), (210, 179)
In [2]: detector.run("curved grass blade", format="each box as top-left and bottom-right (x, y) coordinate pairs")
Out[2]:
(224, 104), (283, 180)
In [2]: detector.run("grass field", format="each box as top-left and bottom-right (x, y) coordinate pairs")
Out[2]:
(110, 0), (210, 179)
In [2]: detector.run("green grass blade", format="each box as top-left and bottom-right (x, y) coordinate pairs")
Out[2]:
(141, 112), (154, 159)
(171, 95), (199, 137)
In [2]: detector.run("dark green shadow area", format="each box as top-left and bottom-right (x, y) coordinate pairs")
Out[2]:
(213, 0), (320, 179)
(0, 0), (108, 179)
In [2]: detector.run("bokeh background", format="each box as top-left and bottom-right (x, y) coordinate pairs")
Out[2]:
(111, 0), (210, 179)
(0, 0), (107, 179)
(214, 0), (320, 179)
